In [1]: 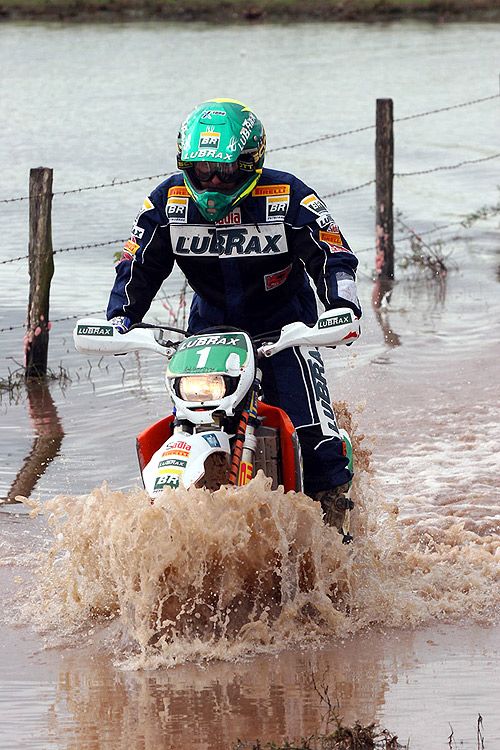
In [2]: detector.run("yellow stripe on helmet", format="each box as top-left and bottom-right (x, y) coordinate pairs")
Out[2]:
(210, 98), (252, 112)
(233, 170), (262, 204)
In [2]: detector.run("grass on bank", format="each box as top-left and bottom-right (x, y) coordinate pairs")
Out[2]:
(1, 0), (500, 20)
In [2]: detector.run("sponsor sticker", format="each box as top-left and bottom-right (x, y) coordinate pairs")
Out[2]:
(237, 112), (257, 150)
(133, 197), (154, 225)
(158, 458), (187, 469)
(201, 109), (226, 120)
(123, 238), (140, 255)
(305, 349), (339, 436)
(318, 313), (353, 329)
(160, 448), (190, 459)
(202, 433), (221, 448)
(266, 195), (289, 221)
(252, 184), (290, 197)
(168, 186), (190, 197)
(264, 263), (293, 291)
(319, 230), (351, 254)
(177, 334), (242, 351)
(199, 127), (221, 149)
(319, 230), (342, 245)
(216, 207), (241, 225)
(301, 193), (329, 216)
(238, 461), (253, 485)
(76, 324), (114, 336)
(166, 196), (188, 224)
(131, 224), (144, 239)
(170, 224), (288, 257)
(316, 214), (338, 230)
(154, 475), (180, 491)
(187, 149), (232, 160)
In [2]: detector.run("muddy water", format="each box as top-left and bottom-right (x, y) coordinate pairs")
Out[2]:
(1, 19), (500, 750)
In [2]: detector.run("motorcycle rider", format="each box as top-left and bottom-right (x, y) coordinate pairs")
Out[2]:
(107, 98), (361, 534)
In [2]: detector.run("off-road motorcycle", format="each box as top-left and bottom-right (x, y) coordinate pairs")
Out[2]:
(73, 307), (360, 541)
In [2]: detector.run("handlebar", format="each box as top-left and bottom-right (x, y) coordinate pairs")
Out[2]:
(73, 308), (360, 359)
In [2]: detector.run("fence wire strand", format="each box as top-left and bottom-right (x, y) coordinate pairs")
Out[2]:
(395, 151), (500, 178)
(0, 238), (125, 266)
(1, 90), (498, 205)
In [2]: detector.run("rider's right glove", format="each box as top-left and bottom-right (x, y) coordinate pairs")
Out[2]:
(109, 316), (132, 334)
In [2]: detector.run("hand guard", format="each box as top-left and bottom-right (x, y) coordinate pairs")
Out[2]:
(109, 316), (132, 334)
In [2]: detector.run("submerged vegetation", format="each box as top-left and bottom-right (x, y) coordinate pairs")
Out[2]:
(1, 0), (500, 21)
(233, 671), (408, 748)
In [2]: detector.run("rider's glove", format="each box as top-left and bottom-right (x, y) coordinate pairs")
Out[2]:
(109, 316), (132, 334)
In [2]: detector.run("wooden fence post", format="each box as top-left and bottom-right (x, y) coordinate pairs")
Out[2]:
(25, 167), (54, 378)
(375, 99), (394, 279)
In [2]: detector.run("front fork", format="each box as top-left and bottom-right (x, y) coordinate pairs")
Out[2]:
(229, 369), (262, 487)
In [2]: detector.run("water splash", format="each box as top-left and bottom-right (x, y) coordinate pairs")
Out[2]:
(14, 409), (499, 671)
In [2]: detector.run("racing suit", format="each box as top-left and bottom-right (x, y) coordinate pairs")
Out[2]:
(107, 167), (361, 495)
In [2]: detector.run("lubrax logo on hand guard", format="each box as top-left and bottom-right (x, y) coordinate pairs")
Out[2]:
(76, 325), (114, 336)
(318, 313), (353, 329)
(170, 224), (287, 257)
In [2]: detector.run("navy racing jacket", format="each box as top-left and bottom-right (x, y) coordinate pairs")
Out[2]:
(107, 168), (361, 335)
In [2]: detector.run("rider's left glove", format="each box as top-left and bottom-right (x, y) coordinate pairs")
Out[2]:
(109, 316), (132, 334)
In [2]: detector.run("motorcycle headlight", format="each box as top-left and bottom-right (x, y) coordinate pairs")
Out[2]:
(178, 374), (227, 402)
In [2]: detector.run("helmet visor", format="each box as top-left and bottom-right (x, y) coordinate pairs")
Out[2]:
(192, 161), (240, 184)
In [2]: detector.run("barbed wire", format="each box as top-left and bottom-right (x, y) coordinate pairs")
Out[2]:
(1, 91), (498, 205)
(0, 172), (176, 205)
(269, 123), (376, 153)
(395, 151), (500, 178)
(395, 92), (499, 123)
(0, 310), (107, 334)
(0, 238), (125, 266)
(0, 142), (495, 268)
(354, 221), (465, 255)
(321, 179), (376, 199)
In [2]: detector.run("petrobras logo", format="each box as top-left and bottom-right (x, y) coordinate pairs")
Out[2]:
(153, 474), (180, 491)
(266, 195), (289, 222)
(318, 312), (353, 329)
(216, 207), (241, 225)
(301, 193), (330, 216)
(166, 196), (189, 224)
(199, 127), (221, 149)
(170, 223), (288, 257)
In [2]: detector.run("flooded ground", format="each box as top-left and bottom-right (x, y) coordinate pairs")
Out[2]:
(1, 19), (499, 750)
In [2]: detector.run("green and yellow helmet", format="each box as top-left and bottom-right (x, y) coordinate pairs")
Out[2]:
(177, 98), (266, 222)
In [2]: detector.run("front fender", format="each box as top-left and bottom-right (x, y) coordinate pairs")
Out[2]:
(142, 430), (231, 497)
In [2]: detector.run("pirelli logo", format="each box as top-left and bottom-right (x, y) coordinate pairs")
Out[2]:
(252, 184), (291, 197)
(319, 230), (342, 245)
(168, 186), (190, 197)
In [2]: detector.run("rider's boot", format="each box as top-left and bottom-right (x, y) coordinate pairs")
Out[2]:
(313, 483), (354, 543)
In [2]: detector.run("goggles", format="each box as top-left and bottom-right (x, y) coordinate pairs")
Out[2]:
(192, 161), (240, 184)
